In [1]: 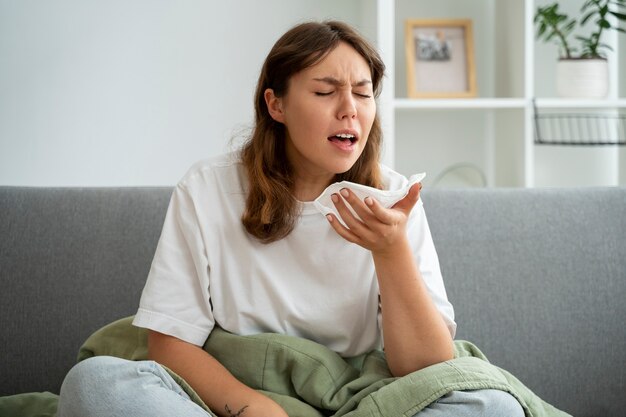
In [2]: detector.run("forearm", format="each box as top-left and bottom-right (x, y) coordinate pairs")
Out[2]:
(148, 331), (287, 417)
(326, 184), (453, 375)
(374, 239), (454, 377)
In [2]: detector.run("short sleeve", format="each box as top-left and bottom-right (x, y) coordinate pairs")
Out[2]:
(132, 184), (214, 346)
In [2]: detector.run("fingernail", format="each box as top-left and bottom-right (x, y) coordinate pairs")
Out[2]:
(331, 194), (339, 203)
(340, 189), (349, 198)
(326, 214), (333, 222)
(364, 196), (373, 206)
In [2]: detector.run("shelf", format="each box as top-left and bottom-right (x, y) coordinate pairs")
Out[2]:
(394, 98), (626, 110)
(394, 98), (527, 110)
(380, 0), (625, 187)
(534, 99), (626, 109)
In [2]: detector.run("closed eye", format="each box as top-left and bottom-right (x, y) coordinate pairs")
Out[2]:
(316, 91), (371, 98)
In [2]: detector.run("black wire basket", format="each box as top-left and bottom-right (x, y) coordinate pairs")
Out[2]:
(533, 102), (626, 146)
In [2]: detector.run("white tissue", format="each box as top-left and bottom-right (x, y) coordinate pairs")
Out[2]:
(313, 173), (426, 225)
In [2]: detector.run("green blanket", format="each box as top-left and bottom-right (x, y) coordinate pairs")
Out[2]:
(1, 316), (571, 417)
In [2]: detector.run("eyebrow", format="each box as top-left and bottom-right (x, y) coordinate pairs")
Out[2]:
(312, 77), (372, 87)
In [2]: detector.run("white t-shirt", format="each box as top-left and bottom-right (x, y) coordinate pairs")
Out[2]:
(133, 152), (456, 357)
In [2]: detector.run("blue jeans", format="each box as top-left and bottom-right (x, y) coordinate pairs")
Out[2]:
(57, 356), (524, 417)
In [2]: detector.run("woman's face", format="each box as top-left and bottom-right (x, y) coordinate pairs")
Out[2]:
(266, 42), (376, 185)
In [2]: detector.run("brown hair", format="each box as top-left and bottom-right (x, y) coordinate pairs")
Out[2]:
(241, 21), (386, 243)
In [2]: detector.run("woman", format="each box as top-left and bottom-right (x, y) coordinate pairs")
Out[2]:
(57, 21), (523, 417)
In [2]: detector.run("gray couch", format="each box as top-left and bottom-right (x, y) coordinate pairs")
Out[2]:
(1, 186), (625, 416)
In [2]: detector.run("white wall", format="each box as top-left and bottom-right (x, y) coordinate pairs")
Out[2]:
(0, 0), (375, 186)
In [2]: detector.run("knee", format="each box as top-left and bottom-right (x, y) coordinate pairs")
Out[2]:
(61, 356), (127, 395)
(480, 389), (525, 417)
(58, 356), (136, 417)
(71, 355), (128, 377)
(432, 389), (525, 417)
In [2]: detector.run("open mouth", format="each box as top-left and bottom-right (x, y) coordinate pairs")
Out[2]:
(328, 133), (358, 145)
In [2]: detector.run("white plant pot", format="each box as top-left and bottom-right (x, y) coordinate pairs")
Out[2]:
(556, 58), (609, 99)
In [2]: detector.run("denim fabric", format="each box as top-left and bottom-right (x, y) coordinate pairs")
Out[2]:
(57, 356), (210, 417)
(412, 388), (524, 417)
(58, 356), (523, 417)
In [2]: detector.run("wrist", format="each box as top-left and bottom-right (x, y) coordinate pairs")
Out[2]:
(372, 235), (412, 260)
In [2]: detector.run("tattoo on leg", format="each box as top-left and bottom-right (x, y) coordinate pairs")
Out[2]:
(225, 404), (249, 417)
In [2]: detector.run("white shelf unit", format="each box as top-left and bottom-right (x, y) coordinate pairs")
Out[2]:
(375, 0), (626, 188)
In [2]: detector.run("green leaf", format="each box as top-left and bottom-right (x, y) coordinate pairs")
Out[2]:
(581, 11), (596, 24)
(608, 11), (626, 20)
(599, 18), (611, 28)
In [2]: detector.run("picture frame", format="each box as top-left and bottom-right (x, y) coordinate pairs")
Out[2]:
(405, 19), (477, 98)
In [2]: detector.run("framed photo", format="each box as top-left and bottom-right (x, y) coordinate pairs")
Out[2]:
(405, 19), (477, 98)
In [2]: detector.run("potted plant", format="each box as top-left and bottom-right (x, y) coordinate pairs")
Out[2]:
(534, 0), (626, 98)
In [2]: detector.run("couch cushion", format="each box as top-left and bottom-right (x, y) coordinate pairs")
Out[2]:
(422, 187), (626, 417)
(0, 186), (172, 395)
(1, 186), (624, 417)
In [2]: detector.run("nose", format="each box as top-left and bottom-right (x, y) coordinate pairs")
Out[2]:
(337, 92), (357, 120)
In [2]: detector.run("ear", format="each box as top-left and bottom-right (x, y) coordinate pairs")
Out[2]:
(264, 88), (285, 123)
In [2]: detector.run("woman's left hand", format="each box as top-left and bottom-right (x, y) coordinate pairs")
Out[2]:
(329, 181), (454, 375)
(326, 182), (422, 255)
